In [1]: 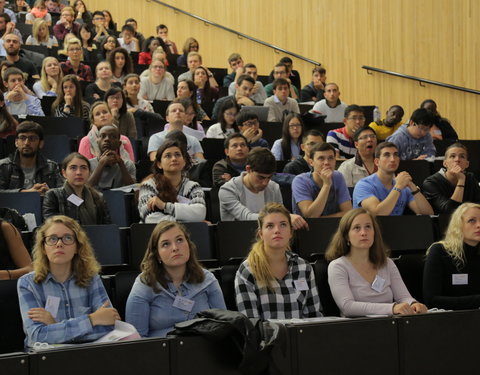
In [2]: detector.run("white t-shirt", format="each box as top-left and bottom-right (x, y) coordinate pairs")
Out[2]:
(243, 184), (265, 214)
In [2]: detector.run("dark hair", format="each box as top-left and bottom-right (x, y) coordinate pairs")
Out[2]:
(224, 132), (247, 149)
(193, 66), (212, 102)
(3, 67), (24, 83)
(156, 24), (168, 33)
(124, 18), (137, 25)
(420, 99), (436, 109)
(281, 113), (303, 160)
(0, 13), (11, 24)
(73, 1), (89, 23)
(353, 126), (376, 142)
(445, 142), (468, 159)
(61, 152), (90, 171)
(247, 147), (276, 174)
(309, 142), (335, 160)
(219, 99), (240, 134)
(272, 78), (289, 91)
(165, 129), (188, 150)
(92, 10), (104, 18)
(274, 63), (287, 71)
(104, 86), (127, 116)
(140, 221), (205, 291)
(409, 108), (436, 127)
(236, 74), (255, 87)
(0, 91), (17, 131)
(102, 10), (116, 31)
(52, 75), (85, 118)
(182, 37), (199, 55)
(344, 104), (365, 118)
(100, 35), (120, 59)
(236, 111), (259, 127)
(302, 129), (324, 143)
(16, 121), (44, 140)
(142, 36), (166, 54)
(279, 57), (293, 64)
(244, 63), (257, 69)
(108, 47), (133, 77)
(150, 140), (192, 203)
(177, 97), (198, 129)
(121, 24), (134, 34)
(374, 141), (398, 158)
(312, 66), (326, 75)
(79, 24), (94, 47)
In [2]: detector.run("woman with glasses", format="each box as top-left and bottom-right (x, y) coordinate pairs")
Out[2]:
(139, 58), (175, 101)
(17, 215), (119, 347)
(104, 86), (137, 139)
(43, 153), (111, 225)
(97, 35), (119, 61)
(176, 37), (199, 67)
(60, 38), (93, 82)
(271, 113), (304, 161)
(205, 99), (239, 139)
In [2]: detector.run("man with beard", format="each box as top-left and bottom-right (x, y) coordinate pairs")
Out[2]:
(0, 121), (63, 193)
(88, 125), (136, 190)
(338, 127), (378, 188)
(2, 33), (39, 88)
(353, 142), (433, 216)
(212, 133), (249, 188)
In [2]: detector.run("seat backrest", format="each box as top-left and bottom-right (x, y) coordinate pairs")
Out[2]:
(0, 192), (42, 227)
(219, 264), (240, 311)
(0, 280), (25, 354)
(397, 160), (433, 187)
(40, 96), (56, 116)
(200, 138), (225, 161)
(296, 218), (342, 260)
(83, 224), (124, 265)
(312, 259), (340, 316)
(260, 121), (282, 147)
(112, 270), (140, 320)
(25, 116), (87, 138)
(102, 190), (134, 227)
(215, 221), (258, 264)
(43, 134), (73, 163)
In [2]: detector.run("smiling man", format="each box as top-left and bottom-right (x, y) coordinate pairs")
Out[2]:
(353, 142), (433, 216)
(219, 147), (308, 229)
(292, 142), (352, 218)
(422, 143), (480, 214)
(327, 104), (365, 159)
(0, 121), (62, 193)
(338, 127), (378, 188)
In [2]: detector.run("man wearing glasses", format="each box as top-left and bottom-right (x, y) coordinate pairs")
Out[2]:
(0, 122), (62, 193)
(338, 127), (378, 188)
(386, 108), (436, 160)
(326, 104), (366, 159)
(219, 147), (308, 230)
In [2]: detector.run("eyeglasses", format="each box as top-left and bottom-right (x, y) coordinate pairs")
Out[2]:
(17, 135), (39, 142)
(44, 234), (76, 246)
(414, 123), (430, 133)
(358, 134), (376, 140)
(224, 111), (237, 117)
(242, 120), (259, 127)
(151, 65), (165, 70)
(347, 116), (365, 121)
(289, 124), (302, 129)
(68, 48), (82, 52)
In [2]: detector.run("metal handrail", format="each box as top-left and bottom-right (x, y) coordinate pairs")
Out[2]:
(149, 0), (320, 66)
(362, 65), (480, 95)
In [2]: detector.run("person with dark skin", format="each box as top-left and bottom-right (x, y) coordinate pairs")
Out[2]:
(420, 99), (458, 141)
(369, 105), (404, 141)
(88, 125), (136, 190)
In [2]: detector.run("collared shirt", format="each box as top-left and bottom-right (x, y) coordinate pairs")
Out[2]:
(337, 152), (377, 188)
(17, 272), (113, 347)
(60, 60), (94, 82)
(235, 251), (323, 319)
(126, 270), (226, 337)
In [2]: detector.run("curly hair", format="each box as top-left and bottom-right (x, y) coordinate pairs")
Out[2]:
(140, 221), (204, 292)
(32, 215), (100, 287)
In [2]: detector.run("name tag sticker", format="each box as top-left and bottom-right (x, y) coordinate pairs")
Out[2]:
(173, 296), (195, 312)
(371, 275), (386, 293)
(67, 194), (84, 207)
(452, 274), (468, 285)
(45, 295), (60, 319)
(293, 279), (309, 291)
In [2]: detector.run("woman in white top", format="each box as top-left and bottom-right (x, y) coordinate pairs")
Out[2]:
(271, 113), (303, 161)
(33, 57), (62, 98)
(139, 58), (175, 101)
(205, 99), (239, 139)
(26, 18), (58, 48)
(325, 208), (427, 317)
(123, 73), (154, 113)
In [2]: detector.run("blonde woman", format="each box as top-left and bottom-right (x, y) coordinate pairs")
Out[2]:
(33, 57), (62, 98)
(235, 203), (322, 319)
(326, 208), (427, 317)
(60, 38), (93, 82)
(424, 202), (480, 310)
(17, 215), (119, 347)
(26, 18), (58, 48)
(126, 221), (225, 337)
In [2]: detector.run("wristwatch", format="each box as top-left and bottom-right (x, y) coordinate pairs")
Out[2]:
(411, 186), (421, 195)
(392, 187), (402, 193)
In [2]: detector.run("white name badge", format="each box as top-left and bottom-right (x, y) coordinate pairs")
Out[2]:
(45, 295), (60, 319)
(294, 279), (309, 291)
(173, 295), (195, 312)
(452, 274), (468, 285)
(67, 194), (84, 207)
(371, 275), (385, 293)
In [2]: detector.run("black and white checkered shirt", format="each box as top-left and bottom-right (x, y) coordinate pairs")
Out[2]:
(235, 252), (323, 319)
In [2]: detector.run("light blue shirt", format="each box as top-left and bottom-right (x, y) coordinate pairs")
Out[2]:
(147, 129), (203, 157)
(126, 269), (226, 337)
(271, 139), (301, 161)
(17, 272), (113, 347)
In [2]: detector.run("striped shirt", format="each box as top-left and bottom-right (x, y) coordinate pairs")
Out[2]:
(17, 272), (113, 347)
(326, 127), (357, 159)
(235, 252), (323, 319)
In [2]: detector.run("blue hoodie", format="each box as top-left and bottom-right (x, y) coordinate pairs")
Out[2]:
(386, 124), (436, 160)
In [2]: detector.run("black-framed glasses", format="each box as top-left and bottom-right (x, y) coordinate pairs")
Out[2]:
(17, 135), (39, 142)
(44, 234), (76, 246)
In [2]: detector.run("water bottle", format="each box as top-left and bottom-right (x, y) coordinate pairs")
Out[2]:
(373, 106), (381, 122)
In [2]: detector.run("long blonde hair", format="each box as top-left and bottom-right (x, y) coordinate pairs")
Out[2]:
(430, 202), (480, 268)
(32, 215), (100, 287)
(247, 203), (293, 291)
(32, 18), (50, 43)
(39, 56), (62, 93)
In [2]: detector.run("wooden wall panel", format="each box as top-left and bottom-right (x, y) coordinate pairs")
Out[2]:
(86, 0), (480, 139)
